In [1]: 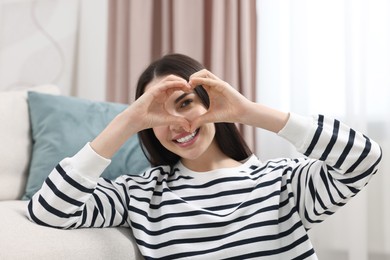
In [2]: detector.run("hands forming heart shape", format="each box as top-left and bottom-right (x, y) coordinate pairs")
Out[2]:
(129, 69), (251, 134)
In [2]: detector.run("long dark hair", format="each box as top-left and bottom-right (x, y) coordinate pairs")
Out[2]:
(135, 53), (252, 166)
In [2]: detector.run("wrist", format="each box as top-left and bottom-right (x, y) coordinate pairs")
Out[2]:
(91, 109), (139, 159)
(121, 108), (144, 134)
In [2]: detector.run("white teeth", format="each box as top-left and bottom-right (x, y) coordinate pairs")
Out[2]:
(176, 130), (198, 143)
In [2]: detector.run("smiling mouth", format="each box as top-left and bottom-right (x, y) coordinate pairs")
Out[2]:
(174, 128), (200, 144)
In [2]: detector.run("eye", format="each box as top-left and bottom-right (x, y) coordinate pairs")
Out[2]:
(179, 99), (193, 108)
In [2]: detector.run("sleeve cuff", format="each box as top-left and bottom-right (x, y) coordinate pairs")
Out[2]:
(70, 142), (112, 180)
(277, 113), (316, 152)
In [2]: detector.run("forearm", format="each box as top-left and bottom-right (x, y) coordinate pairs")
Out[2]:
(239, 102), (290, 133)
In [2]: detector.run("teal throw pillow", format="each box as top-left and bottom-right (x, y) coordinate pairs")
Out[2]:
(23, 92), (150, 200)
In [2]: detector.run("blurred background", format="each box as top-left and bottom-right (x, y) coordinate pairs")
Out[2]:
(0, 0), (388, 259)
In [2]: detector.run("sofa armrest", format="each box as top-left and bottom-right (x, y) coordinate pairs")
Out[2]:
(0, 201), (143, 259)
(0, 85), (61, 201)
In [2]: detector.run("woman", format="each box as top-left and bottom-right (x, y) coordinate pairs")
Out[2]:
(28, 54), (382, 259)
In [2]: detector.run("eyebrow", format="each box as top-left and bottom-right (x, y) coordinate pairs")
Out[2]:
(174, 92), (191, 104)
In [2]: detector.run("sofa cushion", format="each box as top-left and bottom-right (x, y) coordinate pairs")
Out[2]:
(0, 85), (60, 200)
(0, 200), (142, 259)
(23, 92), (150, 200)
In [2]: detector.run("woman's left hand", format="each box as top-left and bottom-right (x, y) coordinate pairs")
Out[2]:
(188, 69), (253, 131)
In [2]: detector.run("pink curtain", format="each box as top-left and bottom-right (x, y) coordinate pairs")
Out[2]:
(107, 0), (257, 151)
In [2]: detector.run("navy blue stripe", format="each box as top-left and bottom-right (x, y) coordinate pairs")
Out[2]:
(318, 167), (342, 205)
(28, 200), (59, 228)
(337, 147), (381, 186)
(125, 166), (171, 185)
(346, 135), (371, 173)
(292, 161), (315, 216)
(117, 182), (131, 211)
(130, 196), (185, 210)
(92, 193), (105, 227)
(326, 166), (348, 200)
(250, 159), (288, 176)
(203, 202), (242, 212)
(90, 207), (98, 227)
(222, 233), (310, 260)
(55, 164), (94, 193)
(38, 195), (82, 218)
(128, 176), (253, 195)
(304, 115), (324, 156)
(306, 173), (336, 218)
(338, 163), (379, 186)
(334, 129), (355, 169)
(166, 174), (193, 183)
(45, 177), (83, 207)
(319, 119), (339, 161)
(96, 187), (119, 226)
(181, 187), (254, 202)
(303, 207), (325, 225)
(169, 176), (252, 191)
(81, 206), (88, 227)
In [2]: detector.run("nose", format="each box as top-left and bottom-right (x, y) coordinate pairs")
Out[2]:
(166, 109), (189, 131)
(169, 123), (186, 133)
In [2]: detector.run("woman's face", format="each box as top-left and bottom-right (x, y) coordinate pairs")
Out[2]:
(146, 77), (217, 161)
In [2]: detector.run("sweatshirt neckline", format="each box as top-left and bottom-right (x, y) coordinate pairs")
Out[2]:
(175, 154), (259, 176)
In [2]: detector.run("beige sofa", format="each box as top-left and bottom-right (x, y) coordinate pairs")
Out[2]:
(0, 86), (144, 260)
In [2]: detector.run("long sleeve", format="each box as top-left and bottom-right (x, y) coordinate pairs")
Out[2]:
(278, 113), (382, 229)
(27, 143), (131, 229)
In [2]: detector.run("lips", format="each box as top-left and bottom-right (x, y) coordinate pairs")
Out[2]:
(173, 128), (200, 144)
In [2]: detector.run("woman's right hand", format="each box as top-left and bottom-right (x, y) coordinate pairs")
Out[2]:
(126, 75), (192, 132)
(90, 75), (191, 159)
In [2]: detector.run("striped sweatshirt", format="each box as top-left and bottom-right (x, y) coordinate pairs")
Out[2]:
(27, 113), (382, 259)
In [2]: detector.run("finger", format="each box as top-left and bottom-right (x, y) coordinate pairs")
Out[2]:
(165, 83), (192, 97)
(189, 113), (216, 133)
(164, 74), (190, 82)
(189, 77), (225, 92)
(190, 69), (220, 80)
(155, 74), (188, 85)
(158, 80), (191, 93)
(148, 82), (191, 102)
(146, 78), (189, 94)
